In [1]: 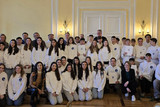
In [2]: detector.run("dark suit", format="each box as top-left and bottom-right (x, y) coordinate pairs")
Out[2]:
(121, 69), (136, 95)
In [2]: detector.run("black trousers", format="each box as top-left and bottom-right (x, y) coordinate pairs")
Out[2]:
(122, 83), (136, 95)
(140, 77), (151, 93)
(0, 95), (6, 107)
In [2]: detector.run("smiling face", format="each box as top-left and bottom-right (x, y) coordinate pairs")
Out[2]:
(26, 38), (31, 45)
(16, 66), (21, 74)
(82, 62), (87, 70)
(0, 65), (5, 73)
(124, 62), (130, 71)
(37, 63), (43, 71)
(51, 63), (57, 72)
(67, 65), (72, 72)
(51, 40), (56, 47)
(10, 40), (15, 48)
(37, 38), (42, 46)
(97, 63), (101, 70)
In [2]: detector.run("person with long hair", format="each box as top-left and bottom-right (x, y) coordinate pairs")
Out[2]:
(73, 57), (81, 78)
(0, 63), (8, 107)
(87, 40), (99, 68)
(0, 42), (6, 63)
(7, 64), (27, 106)
(121, 61), (136, 101)
(31, 37), (46, 67)
(27, 62), (46, 107)
(45, 39), (59, 71)
(85, 56), (93, 72)
(61, 64), (79, 102)
(78, 61), (92, 101)
(4, 39), (21, 79)
(92, 61), (106, 99)
(66, 37), (78, 64)
(46, 62), (63, 105)
(0, 34), (8, 48)
(58, 37), (67, 58)
(20, 37), (33, 86)
(99, 39), (111, 68)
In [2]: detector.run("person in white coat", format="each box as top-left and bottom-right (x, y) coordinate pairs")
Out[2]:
(92, 61), (106, 99)
(139, 53), (156, 96)
(20, 37), (33, 86)
(31, 37), (46, 66)
(143, 34), (151, 49)
(147, 38), (159, 65)
(99, 39), (111, 68)
(7, 64), (27, 106)
(78, 61), (92, 101)
(46, 62), (63, 105)
(66, 37), (78, 64)
(134, 38), (146, 64)
(0, 63), (8, 107)
(4, 39), (21, 79)
(45, 39), (59, 71)
(45, 34), (54, 48)
(61, 56), (68, 72)
(61, 64), (79, 102)
(58, 37), (67, 59)
(153, 64), (160, 101)
(0, 42), (5, 63)
(85, 56), (94, 72)
(87, 40), (99, 68)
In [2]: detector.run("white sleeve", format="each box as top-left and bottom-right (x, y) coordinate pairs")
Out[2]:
(78, 79), (84, 89)
(8, 75), (14, 100)
(71, 79), (78, 93)
(46, 73), (55, 93)
(13, 75), (27, 101)
(98, 50), (103, 63)
(87, 49), (91, 57)
(56, 80), (62, 95)
(121, 47), (125, 58)
(155, 65), (160, 80)
(139, 63), (143, 76)
(44, 49), (49, 67)
(118, 68), (122, 83)
(31, 48), (36, 65)
(42, 48), (47, 64)
(14, 51), (21, 67)
(98, 72), (106, 92)
(87, 74), (93, 89)
(1, 74), (8, 95)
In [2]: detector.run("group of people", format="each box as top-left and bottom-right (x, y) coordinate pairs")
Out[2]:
(0, 29), (160, 107)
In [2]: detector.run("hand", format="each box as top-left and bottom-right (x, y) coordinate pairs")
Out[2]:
(0, 95), (4, 99)
(82, 88), (86, 92)
(28, 65), (31, 69)
(38, 89), (42, 94)
(124, 81), (129, 87)
(71, 92), (74, 96)
(115, 81), (120, 84)
(83, 54), (86, 56)
(126, 88), (131, 92)
(140, 75), (143, 79)
(140, 56), (145, 59)
(85, 88), (89, 92)
(77, 53), (80, 56)
(24, 65), (27, 69)
(123, 52), (127, 56)
(52, 92), (57, 97)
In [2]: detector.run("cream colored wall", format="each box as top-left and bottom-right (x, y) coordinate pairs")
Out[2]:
(0, 0), (51, 42)
(0, 0), (159, 44)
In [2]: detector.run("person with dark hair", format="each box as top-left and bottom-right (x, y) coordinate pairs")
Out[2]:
(134, 38), (146, 64)
(31, 37), (46, 66)
(22, 32), (29, 44)
(45, 39), (59, 71)
(87, 40), (99, 68)
(0, 63), (8, 107)
(121, 61), (136, 101)
(64, 32), (70, 45)
(21, 37), (33, 86)
(45, 34), (54, 48)
(139, 53), (156, 97)
(0, 34), (8, 48)
(86, 35), (94, 50)
(77, 38), (87, 63)
(110, 36), (121, 67)
(27, 62), (46, 107)
(32, 32), (46, 47)
(97, 36), (103, 49)
(16, 37), (24, 50)
(46, 62), (63, 105)
(66, 37), (77, 64)
(58, 37), (67, 58)
(116, 37), (120, 44)
(4, 39), (20, 79)
(61, 56), (68, 71)
(80, 34), (85, 39)
(129, 58), (138, 78)
(131, 39), (136, 47)
(7, 64), (27, 106)
(121, 37), (126, 47)
(75, 36), (80, 45)
(94, 29), (107, 43)
(92, 61), (106, 99)
(121, 39), (134, 64)
(99, 39), (111, 68)
(0, 42), (6, 63)
(143, 34), (151, 49)
(78, 61), (92, 101)
(85, 56), (93, 72)
(56, 59), (63, 74)
(147, 38), (159, 65)
(61, 64), (79, 102)
(105, 58), (121, 94)
(73, 57), (81, 78)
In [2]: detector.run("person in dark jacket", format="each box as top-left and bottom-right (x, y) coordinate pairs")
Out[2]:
(121, 61), (136, 101)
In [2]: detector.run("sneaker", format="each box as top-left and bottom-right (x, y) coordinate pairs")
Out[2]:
(131, 95), (136, 101)
(125, 93), (129, 97)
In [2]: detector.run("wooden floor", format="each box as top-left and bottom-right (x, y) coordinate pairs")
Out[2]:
(7, 93), (159, 107)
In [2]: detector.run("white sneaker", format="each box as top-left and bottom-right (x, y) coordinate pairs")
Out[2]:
(131, 95), (136, 101)
(125, 93), (129, 97)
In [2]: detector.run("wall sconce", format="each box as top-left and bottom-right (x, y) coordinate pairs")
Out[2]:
(138, 20), (149, 36)
(60, 20), (69, 34)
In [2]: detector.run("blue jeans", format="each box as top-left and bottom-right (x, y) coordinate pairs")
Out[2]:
(7, 92), (25, 106)
(92, 88), (104, 99)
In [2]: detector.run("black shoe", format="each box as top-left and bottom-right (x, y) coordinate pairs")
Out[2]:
(154, 98), (160, 101)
